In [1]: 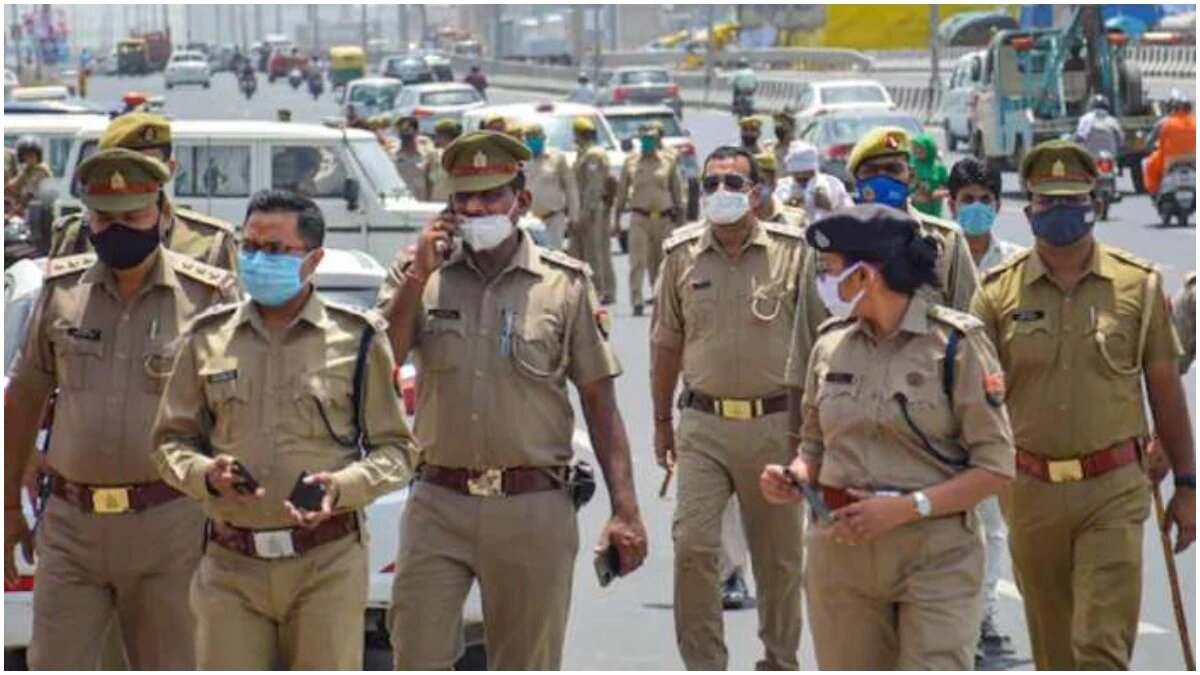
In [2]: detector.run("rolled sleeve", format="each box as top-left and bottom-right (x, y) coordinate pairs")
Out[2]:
(151, 339), (217, 500)
(953, 330), (1016, 478)
(567, 277), (622, 387)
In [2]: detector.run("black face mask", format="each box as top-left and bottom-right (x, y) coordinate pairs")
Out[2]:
(775, 128), (790, 141)
(89, 221), (161, 270)
(742, 135), (759, 148)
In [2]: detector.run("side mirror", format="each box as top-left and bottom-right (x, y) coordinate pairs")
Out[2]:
(344, 177), (361, 211)
(620, 138), (633, 152)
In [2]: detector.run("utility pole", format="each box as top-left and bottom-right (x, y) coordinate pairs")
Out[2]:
(397, 6), (408, 53)
(275, 5), (282, 34)
(361, 4), (368, 53)
(929, 5), (941, 95)
(254, 4), (262, 42)
(704, 4), (715, 105)
(592, 6), (603, 82)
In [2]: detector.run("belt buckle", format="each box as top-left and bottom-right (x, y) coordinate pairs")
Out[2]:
(720, 399), (754, 420)
(468, 468), (504, 497)
(91, 487), (131, 514)
(252, 530), (297, 559)
(649, 209), (661, 219)
(1047, 459), (1084, 483)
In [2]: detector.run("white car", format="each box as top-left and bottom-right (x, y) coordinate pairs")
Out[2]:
(939, 50), (986, 152)
(390, 83), (486, 135)
(790, 79), (896, 123)
(163, 50), (211, 90)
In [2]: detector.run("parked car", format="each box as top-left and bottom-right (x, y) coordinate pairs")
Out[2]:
(380, 55), (434, 85)
(939, 50), (986, 151)
(390, 82), (486, 135)
(601, 105), (700, 221)
(163, 50), (212, 89)
(790, 79), (896, 124)
(796, 109), (925, 184)
(344, 77), (404, 118)
(597, 66), (683, 116)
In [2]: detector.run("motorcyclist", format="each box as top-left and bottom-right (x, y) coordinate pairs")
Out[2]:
(730, 58), (757, 109)
(567, 72), (596, 104)
(5, 137), (50, 218)
(464, 64), (488, 98)
(1144, 90), (1197, 194)
(238, 58), (256, 84)
(1073, 94), (1125, 157)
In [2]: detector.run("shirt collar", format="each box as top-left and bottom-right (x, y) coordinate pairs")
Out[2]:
(851, 295), (932, 339)
(80, 246), (177, 294)
(449, 228), (544, 280)
(1022, 240), (1113, 287)
(233, 286), (328, 337)
(697, 219), (770, 255)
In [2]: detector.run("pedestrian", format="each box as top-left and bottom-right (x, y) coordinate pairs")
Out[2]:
(753, 152), (807, 229)
(524, 122), (580, 251)
(738, 116), (764, 153)
(613, 121), (685, 316)
(276, 108), (292, 122)
(971, 140), (1196, 669)
(1174, 272), (1196, 373)
(151, 189), (415, 669)
(761, 204), (1015, 670)
(4, 148), (238, 669)
(910, 132), (950, 218)
(769, 110), (796, 170)
(775, 140), (853, 223)
(377, 131), (647, 670)
(652, 146), (806, 670)
(393, 115), (434, 200)
(571, 115), (617, 304)
(5, 136), (51, 218)
(948, 157), (1024, 275)
(426, 118), (463, 203)
(47, 113), (240, 272)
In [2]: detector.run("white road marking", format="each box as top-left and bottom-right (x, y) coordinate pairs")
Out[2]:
(998, 579), (1169, 635)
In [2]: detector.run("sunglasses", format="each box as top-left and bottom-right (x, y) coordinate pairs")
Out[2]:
(701, 173), (752, 194)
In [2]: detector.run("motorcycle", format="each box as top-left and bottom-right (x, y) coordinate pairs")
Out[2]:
(1156, 161), (1196, 228)
(288, 67), (303, 90)
(307, 73), (324, 101)
(732, 90), (755, 118)
(239, 74), (257, 100)
(1094, 150), (1119, 220)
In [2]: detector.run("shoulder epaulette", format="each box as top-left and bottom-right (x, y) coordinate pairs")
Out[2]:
(172, 254), (234, 289)
(760, 220), (804, 239)
(663, 223), (705, 252)
(912, 210), (962, 235)
(538, 248), (588, 274)
(326, 300), (388, 332)
(928, 303), (984, 333)
(174, 207), (236, 233)
(1186, 272), (1196, 288)
(50, 212), (82, 232)
(44, 252), (95, 280)
(188, 302), (239, 330)
(817, 314), (855, 335)
(1105, 246), (1156, 274)
(981, 249), (1031, 285)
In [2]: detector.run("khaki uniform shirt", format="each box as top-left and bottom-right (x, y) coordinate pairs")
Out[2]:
(801, 297), (1015, 489)
(1174, 272), (1196, 373)
(152, 292), (416, 529)
(761, 196), (808, 230)
(526, 148), (580, 222)
(970, 244), (1181, 459)
(613, 150), (684, 222)
(426, 147), (450, 203)
(7, 250), (237, 485)
(8, 161), (51, 210)
(377, 231), (621, 469)
(574, 143), (611, 215)
(47, 201), (240, 274)
(395, 144), (433, 201)
(652, 220), (807, 399)
(784, 204), (980, 389)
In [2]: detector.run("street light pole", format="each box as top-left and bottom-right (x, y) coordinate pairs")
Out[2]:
(929, 5), (941, 95)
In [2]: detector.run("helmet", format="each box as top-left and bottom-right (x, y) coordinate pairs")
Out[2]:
(1171, 89), (1192, 112)
(1089, 94), (1111, 112)
(577, 71), (588, 83)
(122, 90), (148, 107)
(15, 135), (43, 160)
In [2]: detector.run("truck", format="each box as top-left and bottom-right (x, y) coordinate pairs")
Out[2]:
(970, 6), (1158, 190)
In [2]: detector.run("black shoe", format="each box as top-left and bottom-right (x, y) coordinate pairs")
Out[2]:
(644, 297), (655, 306)
(633, 304), (644, 317)
(978, 615), (1010, 654)
(721, 572), (751, 610)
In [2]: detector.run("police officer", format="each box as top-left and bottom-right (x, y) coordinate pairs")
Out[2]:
(571, 115), (616, 304)
(1174, 272), (1196, 373)
(4, 148), (238, 669)
(753, 152), (807, 229)
(613, 121), (685, 316)
(152, 189), (415, 669)
(378, 131), (647, 670)
(276, 108), (293, 122)
(652, 146), (806, 670)
(524, 122), (580, 250)
(769, 110), (796, 170)
(480, 113), (508, 134)
(762, 204), (1015, 670)
(394, 114), (435, 200)
(47, 113), (240, 272)
(738, 116), (765, 153)
(426, 118), (463, 203)
(971, 140), (1196, 669)
(6, 136), (51, 217)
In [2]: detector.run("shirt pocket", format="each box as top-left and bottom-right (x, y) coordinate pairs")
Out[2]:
(417, 319), (466, 373)
(57, 333), (103, 391)
(1092, 311), (1140, 378)
(1003, 319), (1055, 371)
(141, 339), (180, 395)
(511, 310), (567, 381)
(814, 370), (861, 434)
(681, 285), (718, 334)
(298, 370), (358, 447)
(201, 372), (250, 450)
(895, 376), (957, 449)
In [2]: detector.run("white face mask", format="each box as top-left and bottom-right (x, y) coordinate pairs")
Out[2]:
(703, 189), (751, 225)
(816, 262), (866, 317)
(461, 212), (515, 252)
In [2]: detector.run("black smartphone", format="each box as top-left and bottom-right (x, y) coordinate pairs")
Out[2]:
(288, 471), (327, 512)
(229, 460), (260, 495)
(437, 200), (459, 261)
(787, 469), (832, 524)
(593, 544), (622, 588)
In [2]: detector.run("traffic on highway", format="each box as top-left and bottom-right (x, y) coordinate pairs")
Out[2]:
(3, 3), (1196, 672)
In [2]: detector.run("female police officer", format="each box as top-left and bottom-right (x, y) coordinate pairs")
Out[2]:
(760, 204), (1015, 669)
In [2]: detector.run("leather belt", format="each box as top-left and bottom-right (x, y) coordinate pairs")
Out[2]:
(1015, 440), (1139, 483)
(680, 389), (788, 420)
(207, 512), (359, 560)
(416, 464), (568, 497)
(819, 485), (910, 511)
(50, 473), (184, 515)
(631, 207), (676, 220)
(536, 209), (565, 220)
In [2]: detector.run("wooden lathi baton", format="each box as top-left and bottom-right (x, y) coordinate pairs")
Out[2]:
(1152, 482), (1196, 671)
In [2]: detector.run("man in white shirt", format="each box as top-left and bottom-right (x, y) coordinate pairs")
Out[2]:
(774, 141), (853, 223)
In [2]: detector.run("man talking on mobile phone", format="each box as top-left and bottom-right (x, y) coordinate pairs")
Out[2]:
(376, 130), (648, 670)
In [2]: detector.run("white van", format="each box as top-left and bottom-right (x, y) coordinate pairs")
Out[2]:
(3, 113), (110, 216)
(62, 119), (441, 266)
(939, 50), (986, 152)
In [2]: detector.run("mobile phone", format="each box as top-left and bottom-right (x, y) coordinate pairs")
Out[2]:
(787, 468), (832, 524)
(593, 544), (622, 588)
(229, 460), (260, 495)
(288, 471), (327, 512)
(436, 201), (459, 261)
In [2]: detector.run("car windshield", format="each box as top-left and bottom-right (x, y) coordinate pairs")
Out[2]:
(606, 113), (683, 139)
(420, 89), (480, 106)
(819, 85), (888, 105)
(351, 84), (401, 109)
(513, 113), (617, 152)
(821, 115), (924, 144)
(320, 286), (381, 309)
(618, 70), (670, 85)
(349, 138), (409, 198)
(173, 53), (203, 63)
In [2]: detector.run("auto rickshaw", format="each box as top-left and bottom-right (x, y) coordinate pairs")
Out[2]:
(116, 38), (148, 75)
(329, 46), (366, 89)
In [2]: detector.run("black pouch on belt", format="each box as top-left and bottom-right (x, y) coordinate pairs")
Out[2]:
(568, 461), (597, 511)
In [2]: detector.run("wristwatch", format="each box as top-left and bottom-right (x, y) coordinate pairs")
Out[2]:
(912, 491), (932, 519)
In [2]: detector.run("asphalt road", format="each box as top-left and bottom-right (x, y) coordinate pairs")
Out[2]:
(83, 71), (1196, 670)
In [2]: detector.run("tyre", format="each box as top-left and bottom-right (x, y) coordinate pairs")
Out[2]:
(944, 120), (958, 152)
(1098, 199), (1109, 221)
(1131, 165), (1147, 194)
(1119, 60), (1146, 115)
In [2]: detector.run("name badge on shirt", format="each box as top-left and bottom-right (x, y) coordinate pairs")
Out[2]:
(689, 279), (712, 290)
(205, 369), (238, 384)
(427, 308), (461, 320)
(1011, 309), (1045, 322)
(67, 327), (101, 341)
(824, 372), (856, 384)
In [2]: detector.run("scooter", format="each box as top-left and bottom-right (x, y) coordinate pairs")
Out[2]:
(307, 72), (324, 101)
(1094, 150), (1119, 220)
(288, 67), (303, 90)
(239, 74), (257, 100)
(732, 90), (755, 118)
(1156, 161), (1196, 228)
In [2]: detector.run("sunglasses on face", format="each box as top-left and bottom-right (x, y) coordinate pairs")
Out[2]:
(701, 173), (752, 194)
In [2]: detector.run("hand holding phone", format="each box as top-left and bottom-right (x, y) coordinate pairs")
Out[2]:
(287, 471), (327, 513)
(593, 544), (622, 588)
(230, 460), (261, 496)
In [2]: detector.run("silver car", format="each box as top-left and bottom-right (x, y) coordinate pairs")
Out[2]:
(597, 67), (683, 117)
(391, 83), (486, 136)
(163, 50), (211, 89)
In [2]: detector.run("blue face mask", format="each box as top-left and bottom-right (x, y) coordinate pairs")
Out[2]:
(855, 174), (909, 209)
(956, 202), (997, 236)
(1030, 204), (1095, 247)
(238, 250), (309, 307)
(640, 136), (656, 154)
(526, 136), (546, 156)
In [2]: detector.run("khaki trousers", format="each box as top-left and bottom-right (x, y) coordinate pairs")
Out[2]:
(628, 213), (674, 307)
(389, 482), (579, 670)
(673, 408), (804, 670)
(569, 205), (616, 302)
(29, 495), (203, 670)
(806, 512), (984, 670)
(540, 212), (568, 251)
(190, 529), (368, 670)
(1006, 463), (1150, 669)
